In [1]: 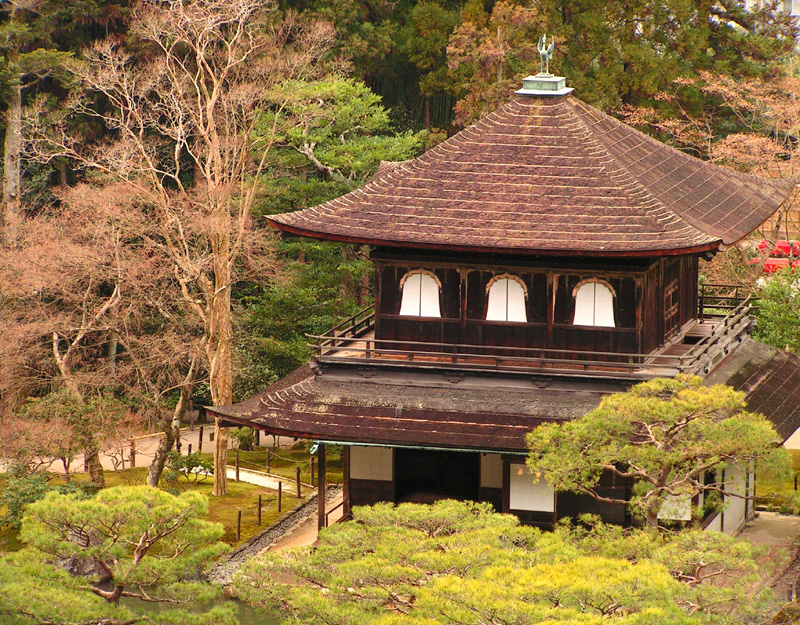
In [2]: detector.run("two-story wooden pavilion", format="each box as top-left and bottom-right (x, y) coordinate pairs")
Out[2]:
(208, 72), (798, 534)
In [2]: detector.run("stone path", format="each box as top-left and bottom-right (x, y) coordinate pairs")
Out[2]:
(267, 489), (345, 551)
(208, 486), (344, 586)
(225, 466), (297, 491)
(740, 511), (800, 602)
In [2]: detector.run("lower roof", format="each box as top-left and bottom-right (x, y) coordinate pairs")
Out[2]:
(209, 339), (800, 451)
(208, 365), (610, 453)
(704, 339), (800, 442)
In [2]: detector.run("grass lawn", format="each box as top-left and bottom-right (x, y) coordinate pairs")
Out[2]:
(1, 466), (306, 551)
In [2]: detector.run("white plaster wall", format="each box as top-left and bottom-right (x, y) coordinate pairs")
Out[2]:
(509, 463), (554, 512)
(722, 462), (746, 535)
(782, 427), (800, 450)
(706, 512), (722, 533)
(658, 495), (692, 521)
(350, 446), (393, 481)
(480, 453), (503, 488)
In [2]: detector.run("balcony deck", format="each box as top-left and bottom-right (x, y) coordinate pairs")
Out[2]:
(308, 289), (754, 382)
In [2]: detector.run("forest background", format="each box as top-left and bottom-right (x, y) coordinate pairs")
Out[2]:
(1, 0), (799, 493)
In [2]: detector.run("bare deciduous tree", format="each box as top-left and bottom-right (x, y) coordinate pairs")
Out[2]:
(25, 0), (335, 494)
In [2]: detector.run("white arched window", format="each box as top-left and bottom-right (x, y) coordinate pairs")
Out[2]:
(399, 270), (441, 317)
(572, 280), (616, 327)
(486, 275), (528, 322)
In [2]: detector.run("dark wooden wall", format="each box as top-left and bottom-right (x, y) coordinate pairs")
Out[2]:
(373, 252), (701, 356)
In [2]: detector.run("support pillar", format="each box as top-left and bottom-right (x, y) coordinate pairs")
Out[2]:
(317, 443), (326, 530)
(342, 445), (351, 518)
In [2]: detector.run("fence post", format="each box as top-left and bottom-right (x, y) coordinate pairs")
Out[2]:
(237, 510), (242, 541)
(236, 450), (240, 482)
(311, 456), (315, 487)
(317, 443), (326, 531)
(266, 449), (270, 473)
(198, 426), (204, 453)
(296, 467), (301, 497)
(258, 494), (262, 526)
(129, 439), (136, 468)
(278, 481), (282, 512)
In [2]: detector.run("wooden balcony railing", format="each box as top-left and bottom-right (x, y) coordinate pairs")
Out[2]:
(308, 293), (754, 381)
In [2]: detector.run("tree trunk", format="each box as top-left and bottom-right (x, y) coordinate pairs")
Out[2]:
(424, 95), (431, 131)
(2, 81), (22, 247)
(57, 159), (69, 188)
(359, 271), (370, 307)
(85, 445), (105, 488)
(56, 349), (106, 489)
(644, 506), (659, 528)
(209, 226), (233, 496)
(340, 246), (356, 301)
(147, 355), (198, 486)
(61, 456), (71, 482)
(496, 27), (503, 83)
(107, 330), (118, 376)
(146, 415), (178, 488)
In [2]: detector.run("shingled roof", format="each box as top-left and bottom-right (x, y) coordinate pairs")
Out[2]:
(268, 93), (793, 256)
(208, 365), (607, 452)
(705, 339), (800, 443)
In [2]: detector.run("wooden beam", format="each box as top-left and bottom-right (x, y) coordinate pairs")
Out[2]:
(317, 443), (326, 531)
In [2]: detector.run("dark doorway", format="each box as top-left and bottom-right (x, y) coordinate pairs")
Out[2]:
(395, 449), (480, 503)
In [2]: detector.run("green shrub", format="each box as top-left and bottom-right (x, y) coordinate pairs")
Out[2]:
(0, 469), (90, 529)
(230, 426), (255, 451)
(164, 451), (214, 484)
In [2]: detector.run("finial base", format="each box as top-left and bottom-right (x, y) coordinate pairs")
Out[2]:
(515, 74), (573, 97)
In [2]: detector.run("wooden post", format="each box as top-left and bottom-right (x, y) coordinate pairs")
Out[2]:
(317, 443), (326, 530)
(198, 426), (204, 453)
(266, 448), (270, 473)
(236, 450), (240, 482)
(129, 439), (136, 468)
(342, 446), (351, 519)
(188, 443), (192, 455)
(296, 467), (301, 497)
(278, 481), (282, 512)
(311, 456), (315, 487)
(255, 430), (260, 447)
(257, 494), (262, 526)
(237, 510), (242, 541)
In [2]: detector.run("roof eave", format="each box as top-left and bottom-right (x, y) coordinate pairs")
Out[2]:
(266, 217), (723, 258)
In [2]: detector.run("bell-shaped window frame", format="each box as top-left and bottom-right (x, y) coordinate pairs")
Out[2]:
(399, 270), (442, 318)
(485, 274), (528, 322)
(572, 279), (616, 327)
